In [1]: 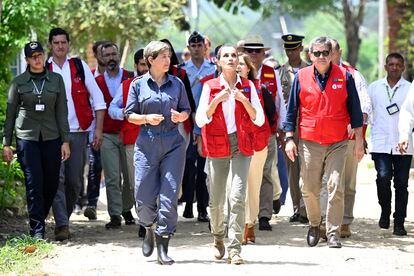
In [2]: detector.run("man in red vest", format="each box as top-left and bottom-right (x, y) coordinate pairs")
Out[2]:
(319, 39), (372, 239)
(109, 48), (148, 236)
(243, 35), (286, 231)
(95, 42), (135, 229)
(283, 36), (364, 248)
(47, 28), (106, 241)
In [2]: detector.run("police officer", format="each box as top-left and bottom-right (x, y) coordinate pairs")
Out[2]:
(2, 42), (70, 239)
(125, 41), (190, 265)
(279, 34), (309, 223)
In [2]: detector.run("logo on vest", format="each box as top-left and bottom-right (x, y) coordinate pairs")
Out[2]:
(74, 77), (80, 83)
(332, 84), (343, 90)
(243, 88), (250, 93)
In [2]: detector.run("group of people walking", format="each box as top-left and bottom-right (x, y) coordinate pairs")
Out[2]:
(2, 27), (413, 265)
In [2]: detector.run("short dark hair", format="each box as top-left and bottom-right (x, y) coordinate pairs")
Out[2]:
(134, 49), (144, 65)
(101, 42), (118, 51)
(49, 28), (70, 43)
(330, 38), (340, 51)
(309, 36), (332, 53)
(386, 52), (404, 64)
(92, 40), (110, 55)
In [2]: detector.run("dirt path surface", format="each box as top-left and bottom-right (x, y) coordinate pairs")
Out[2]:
(37, 156), (414, 275)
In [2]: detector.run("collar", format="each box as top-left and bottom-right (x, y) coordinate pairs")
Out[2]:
(144, 72), (173, 86)
(382, 77), (405, 89)
(219, 73), (242, 89)
(48, 56), (70, 67)
(21, 69), (50, 83)
(314, 63), (332, 79)
(284, 60), (307, 72)
(104, 68), (123, 79)
(186, 59), (210, 69)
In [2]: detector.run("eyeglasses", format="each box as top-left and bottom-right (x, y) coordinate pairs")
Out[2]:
(245, 48), (263, 54)
(312, 50), (330, 57)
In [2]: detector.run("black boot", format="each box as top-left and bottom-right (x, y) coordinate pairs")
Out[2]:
(142, 226), (155, 257)
(156, 234), (174, 265)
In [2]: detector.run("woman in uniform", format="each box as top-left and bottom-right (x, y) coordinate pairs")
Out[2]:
(125, 40), (190, 265)
(195, 45), (264, 264)
(2, 41), (70, 239)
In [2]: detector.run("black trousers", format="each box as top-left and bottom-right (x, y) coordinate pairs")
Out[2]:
(371, 153), (412, 223)
(181, 137), (209, 214)
(16, 137), (62, 237)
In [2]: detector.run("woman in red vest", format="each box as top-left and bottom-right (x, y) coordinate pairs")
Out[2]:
(237, 54), (271, 245)
(195, 45), (264, 265)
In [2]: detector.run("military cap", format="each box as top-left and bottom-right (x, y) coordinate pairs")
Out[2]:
(24, 41), (44, 58)
(188, 31), (205, 45)
(281, 34), (305, 50)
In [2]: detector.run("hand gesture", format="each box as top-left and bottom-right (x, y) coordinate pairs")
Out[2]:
(397, 140), (409, 154)
(146, 114), (164, 125)
(285, 140), (298, 162)
(171, 109), (183, 123)
(2, 146), (13, 163)
(213, 88), (230, 104)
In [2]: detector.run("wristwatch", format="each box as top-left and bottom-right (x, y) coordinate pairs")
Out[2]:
(284, 136), (294, 143)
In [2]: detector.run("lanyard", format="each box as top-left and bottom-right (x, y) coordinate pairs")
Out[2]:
(385, 85), (398, 102)
(31, 79), (45, 96)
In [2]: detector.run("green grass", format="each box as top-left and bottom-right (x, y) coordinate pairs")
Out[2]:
(0, 235), (54, 275)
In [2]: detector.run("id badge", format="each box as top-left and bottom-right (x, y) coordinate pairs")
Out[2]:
(35, 103), (45, 112)
(386, 103), (399, 115)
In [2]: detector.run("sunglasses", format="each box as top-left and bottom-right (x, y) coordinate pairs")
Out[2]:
(312, 50), (330, 57)
(245, 48), (263, 54)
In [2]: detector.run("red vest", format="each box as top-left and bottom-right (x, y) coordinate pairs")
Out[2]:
(252, 80), (271, 151)
(119, 78), (140, 145)
(171, 66), (193, 134)
(298, 64), (350, 145)
(260, 64), (279, 133)
(95, 69), (131, 134)
(200, 73), (215, 85)
(201, 77), (254, 157)
(48, 59), (93, 130)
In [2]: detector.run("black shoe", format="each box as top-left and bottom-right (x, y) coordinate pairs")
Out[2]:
(393, 224), (407, 236)
(327, 235), (342, 248)
(122, 211), (136, 225)
(289, 213), (300, 222)
(105, 216), (121, 229)
(299, 215), (309, 224)
(273, 199), (281, 214)
(183, 203), (194, 219)
(307, 226), (320, 247)
(156, 234), (174, 265)
(138, 225), (145, 238)
(379, 214), (390, 229)
(197, 212), (210, 222)
(258, 217), (272, 231)
(142, 227), (155, 257)
(84, 206), (97, 220)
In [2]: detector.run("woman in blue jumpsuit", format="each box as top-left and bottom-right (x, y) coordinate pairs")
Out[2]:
(125, 41), (190, 265)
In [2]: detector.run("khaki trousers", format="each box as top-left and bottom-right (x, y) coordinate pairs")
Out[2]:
(283, 132), (307, 216)
(245, 147), (268, 226)
(125, 144), (137, 214)
(298, 139), (348, 237)
(320, 140), (358, 225)
(209, 133), (251, 256)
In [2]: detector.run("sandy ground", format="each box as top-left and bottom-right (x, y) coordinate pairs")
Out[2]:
(32, 156), (414, 275)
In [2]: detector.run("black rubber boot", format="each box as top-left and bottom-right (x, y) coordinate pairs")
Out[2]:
(142, 226), (155, 257)
(156, 234), (174, 265)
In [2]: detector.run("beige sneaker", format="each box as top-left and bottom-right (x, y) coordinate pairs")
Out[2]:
(227, 253), (244, 265)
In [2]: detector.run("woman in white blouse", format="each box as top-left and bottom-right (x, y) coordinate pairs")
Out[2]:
(195, 45), (264, 265)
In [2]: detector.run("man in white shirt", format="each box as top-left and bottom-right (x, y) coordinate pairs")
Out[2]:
(368, 53), (412, 236)
(47, 28), (106, 241)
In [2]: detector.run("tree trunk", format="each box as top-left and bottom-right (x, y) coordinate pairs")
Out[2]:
(342, 0), (366, 66)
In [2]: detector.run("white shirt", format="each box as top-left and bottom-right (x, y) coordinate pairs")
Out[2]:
(196, 74), (265, 133)
(353, 70), (371, 116)
(257, 65), (287, 129)
(48, 56), (106, 132)
(368, 77), (412, 154)
(399, 80), (414, 143)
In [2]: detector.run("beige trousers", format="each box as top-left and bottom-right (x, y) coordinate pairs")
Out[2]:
(245, 147), (268, 226)
(298, 139), (348, 237)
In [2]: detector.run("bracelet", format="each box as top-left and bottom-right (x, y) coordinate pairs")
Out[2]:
(284, 136), (295, 143)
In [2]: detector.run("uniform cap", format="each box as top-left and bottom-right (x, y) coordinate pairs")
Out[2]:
(188, 31), (205, 45)
(281, 34), (305, 50)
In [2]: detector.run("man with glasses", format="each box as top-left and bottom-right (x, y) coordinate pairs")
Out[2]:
(95, 42), (135, 229)
(283, 36), (364, 248)
(181, 31), (215, 222)
(243, 35), (286, 231)
(279, 34), (309, 224)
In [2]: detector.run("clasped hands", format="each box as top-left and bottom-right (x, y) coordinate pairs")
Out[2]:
(214, 88), (247, 104)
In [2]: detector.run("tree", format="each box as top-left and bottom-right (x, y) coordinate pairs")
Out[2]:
(208, 0), (367, 66)
(51, 0), (188, 57)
